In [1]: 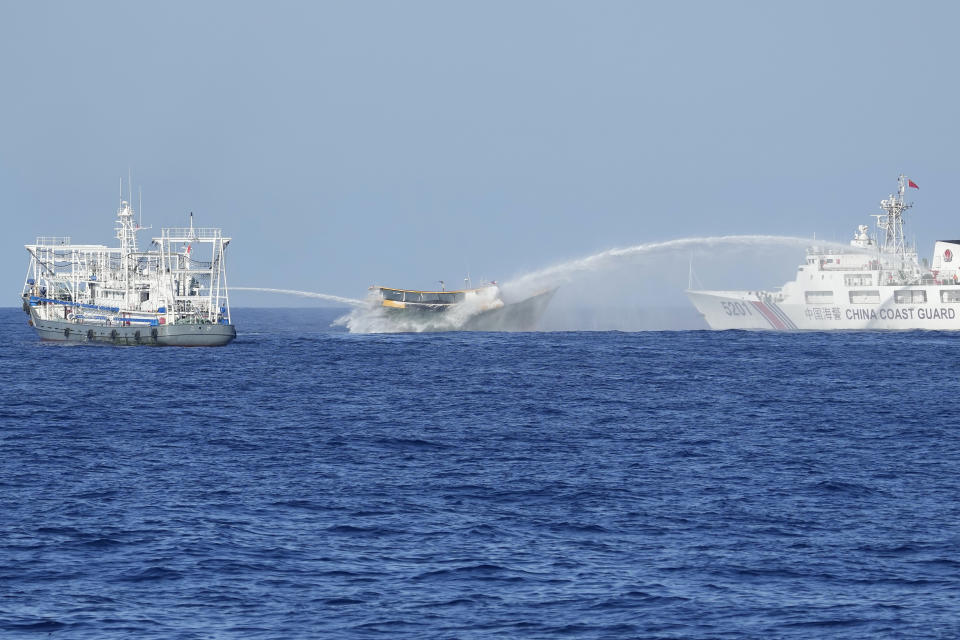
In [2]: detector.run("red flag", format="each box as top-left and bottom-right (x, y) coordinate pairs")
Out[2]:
(908, 179), (919, 189)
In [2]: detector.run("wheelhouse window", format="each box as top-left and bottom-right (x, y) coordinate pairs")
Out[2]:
(894, 289), (926, 304)
(844, 273), (872, 287)
(805, 291), (833, 304)
(381, 289), (466, 304)
(381, 289), (405, 302)
(849, 290), (880, 304)
(941, 290), (960, 303)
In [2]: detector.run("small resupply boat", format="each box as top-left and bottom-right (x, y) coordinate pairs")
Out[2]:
(372, 282), (556, 331)
(378, 283), (504, 313)
(21, 192), (236, 346)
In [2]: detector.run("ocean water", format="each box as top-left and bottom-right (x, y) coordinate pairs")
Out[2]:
(2, 307), (959, 639)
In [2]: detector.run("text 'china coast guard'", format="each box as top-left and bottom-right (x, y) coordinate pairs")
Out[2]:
(688, 175), (960, 330)
(21, 188), (236, 346)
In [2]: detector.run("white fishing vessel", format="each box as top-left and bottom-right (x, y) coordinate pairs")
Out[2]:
(688, 175), (960, 330)
(21, 188), (236, 345)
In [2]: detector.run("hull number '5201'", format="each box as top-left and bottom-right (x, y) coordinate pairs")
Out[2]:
(721, 301), (753, 316)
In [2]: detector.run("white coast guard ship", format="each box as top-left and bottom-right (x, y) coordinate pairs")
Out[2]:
(688, 175), (960, 330)
(21, 189), (236, 346)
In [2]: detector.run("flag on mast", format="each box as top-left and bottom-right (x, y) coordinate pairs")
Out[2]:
(908, 179), (919, 189)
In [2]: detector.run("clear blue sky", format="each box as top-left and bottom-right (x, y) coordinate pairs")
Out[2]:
(3, 1), (958, 308)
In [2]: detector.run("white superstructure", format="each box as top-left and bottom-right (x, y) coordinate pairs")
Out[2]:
(688, 175), (960, 330)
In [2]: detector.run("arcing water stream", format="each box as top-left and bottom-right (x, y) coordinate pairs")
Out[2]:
(230, 287), (365, 307)
(237, 235), (841, 332)
(499, 234), (837, 301)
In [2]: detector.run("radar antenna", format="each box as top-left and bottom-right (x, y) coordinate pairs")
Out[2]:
(873, 174), (913, 256)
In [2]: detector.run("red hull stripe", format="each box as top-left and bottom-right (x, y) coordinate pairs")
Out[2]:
(751, 301), (785, 329)
(767, 302), (798, 329)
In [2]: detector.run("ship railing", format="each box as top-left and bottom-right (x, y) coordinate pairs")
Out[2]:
(67, 314), (161, 326)
(28, 297), (169, 316)
(154, 228), (226, 241)
(806, 246), (878, 257)
(807, 247), (845, 255)
(818, 263), (875, 272)
(33, 236), (72, 246)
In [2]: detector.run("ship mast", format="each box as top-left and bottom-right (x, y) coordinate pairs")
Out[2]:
(874, 174), (913, 256)
(116, 191), (139, 307)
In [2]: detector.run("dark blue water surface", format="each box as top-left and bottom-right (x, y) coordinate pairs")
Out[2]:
(2, 307), (960, 639)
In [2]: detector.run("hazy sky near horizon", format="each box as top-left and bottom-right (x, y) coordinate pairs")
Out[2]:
(3, 1), (959, 308)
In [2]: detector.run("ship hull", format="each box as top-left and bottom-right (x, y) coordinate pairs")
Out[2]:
(28, 309), (236, 346)
(688, 289), (960, 330)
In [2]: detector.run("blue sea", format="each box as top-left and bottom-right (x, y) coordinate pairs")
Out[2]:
(2, 307), (959, 639)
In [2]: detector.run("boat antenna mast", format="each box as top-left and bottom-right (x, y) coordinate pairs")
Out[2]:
(873, 174), (913, 256)
(116, 176), (140, 305)
(116, 181), (139, 254)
